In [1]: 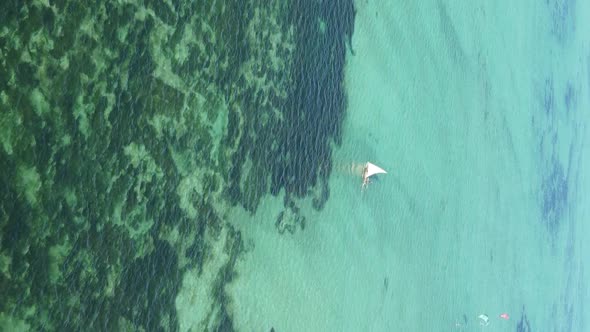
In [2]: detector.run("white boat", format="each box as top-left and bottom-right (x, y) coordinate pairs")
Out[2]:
(362, 162), (387, 190)
(478, 314), (490, 326)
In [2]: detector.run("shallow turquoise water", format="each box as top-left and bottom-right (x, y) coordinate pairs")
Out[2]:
(358, 1), (590, 330)
(229, 1), (589, 331)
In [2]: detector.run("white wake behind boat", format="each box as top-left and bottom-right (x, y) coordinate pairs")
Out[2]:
(362, 162), (387, 190)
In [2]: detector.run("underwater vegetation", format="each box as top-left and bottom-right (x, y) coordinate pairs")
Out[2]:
(0, 0), (355, 330)
(516, 307), (532, 332)
(534, 71), (582, 240)
(541, 156), (568, 233)
(546, 0), (576, 44)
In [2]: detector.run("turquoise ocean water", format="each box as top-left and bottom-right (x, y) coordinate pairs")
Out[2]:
(1, 0), (588, 331)
(229, 1), (590, 331)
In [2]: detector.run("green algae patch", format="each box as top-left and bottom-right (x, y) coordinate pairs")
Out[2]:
(29, 88), (51, 116)
(48, 240), (72, 284)
(0, 108), (23, 156)
(124, 143), (164, 186)
(177, 171), (205, 219)
(0, 313), (30, 332)
(0, 251), (11, 278)
(175, 224), (242, 331)
(72, 94), (93, 140)
(17, 165), (41, 207)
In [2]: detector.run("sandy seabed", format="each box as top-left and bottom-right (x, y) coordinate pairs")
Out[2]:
(225, 1), (590, 331)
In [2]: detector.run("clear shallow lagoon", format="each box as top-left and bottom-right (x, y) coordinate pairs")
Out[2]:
(230, 2), (589, 330)
(1, 0), (588, 331)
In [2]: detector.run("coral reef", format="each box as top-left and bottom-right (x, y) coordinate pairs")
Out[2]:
(0, 0), (355, 330)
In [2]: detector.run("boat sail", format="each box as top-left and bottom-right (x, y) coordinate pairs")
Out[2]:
(362, 162), (387, 189)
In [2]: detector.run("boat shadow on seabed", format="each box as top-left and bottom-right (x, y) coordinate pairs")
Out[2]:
(332, 161), (388, 192)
